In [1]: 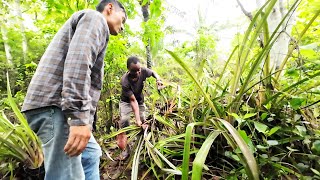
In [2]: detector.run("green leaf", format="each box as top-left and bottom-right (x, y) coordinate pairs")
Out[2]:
(290, 98), (306, 110)
(238, 130), (255, 152)
(300, 49), (318, 59)
(243, 113), (257, 119)
(166, 50), (220, 118)
(254, 122), (269, 134)
(154, 115), (178, 132)
(261, 113), (268, 120)
(300, 42), (319, 50)
(297, 163), (309, 171)
(311, 140), (320, 155)
(191, 131), (220, 180)
(228, 112), (244, 124)
(285, 68), (299, 78)
(141, 0), (149, 6)
(229, 113), (240, 120)
(295, 125), (307, 136)
(146, 140), (180, 172)
(181, 122), (204, 180)
(267, 126), (281, 136)
(264, 103), (272, 110)
(268, 71), (320, 104)
(218, 119), (259, 180)
(311, 168), (320, 176)
(270, 156), (280, 162)
(257, 145), (269, 149)
(131, 136), (144, 180)
(267, 140), (279, 146)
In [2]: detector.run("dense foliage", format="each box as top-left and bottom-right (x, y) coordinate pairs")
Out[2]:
(0, 0), (319, 179)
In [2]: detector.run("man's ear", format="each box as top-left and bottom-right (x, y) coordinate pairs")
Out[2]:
(104, 3), (113, 15)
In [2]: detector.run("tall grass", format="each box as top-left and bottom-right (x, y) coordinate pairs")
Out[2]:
(0, 73), (43, 178)
(101, 0), (320, 179)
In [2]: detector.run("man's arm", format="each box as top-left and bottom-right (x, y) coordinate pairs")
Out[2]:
(151, 70), (163, 88)
(151, 70), (161, 81)
(62, 11), (108, 157)
(129, 94), (142, 126)
(145, 68), (163, 88)
(62, 11), (108, 126)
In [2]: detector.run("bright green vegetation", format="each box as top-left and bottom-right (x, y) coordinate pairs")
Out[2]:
(1, 0), (319, 179)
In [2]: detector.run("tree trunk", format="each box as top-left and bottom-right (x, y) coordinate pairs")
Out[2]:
(273, 0), (295, 70)
(15, 0), (28, 65)
(1, 22), (13, 66)
(141, 2), (152, 68)
(256, 0), (295, 72)
(146, 39), (152, 68)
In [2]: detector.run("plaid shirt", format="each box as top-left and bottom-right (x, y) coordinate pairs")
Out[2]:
(22, 10), (109, 126)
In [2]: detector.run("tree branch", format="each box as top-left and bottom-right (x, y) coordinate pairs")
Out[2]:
(236, 0), (264, 48)
(236, 0), (253, 20)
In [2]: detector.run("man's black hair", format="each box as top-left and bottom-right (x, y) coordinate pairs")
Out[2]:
(127, 56), (140, 68)
(96, 0), (127, 18)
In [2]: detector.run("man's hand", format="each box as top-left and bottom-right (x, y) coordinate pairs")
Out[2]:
(136, 120), (148, 130)
(141, 123), (148, 130)
(136, 120), (142, 126)
(156, 79), (165, 90)
(64, 125), (91, 157)
(156, 79), (163, 87)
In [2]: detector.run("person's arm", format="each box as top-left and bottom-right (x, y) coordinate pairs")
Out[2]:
(62, 11), (108, 157)
(152, 71), (164, 88)
(129, 94), (142, 126)
(151, 70), (160, 81)
(145, 68), (163, 88)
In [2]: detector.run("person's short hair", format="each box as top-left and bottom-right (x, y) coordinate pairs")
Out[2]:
(96, 0), (127, 18)
(127, 56), (140, 68)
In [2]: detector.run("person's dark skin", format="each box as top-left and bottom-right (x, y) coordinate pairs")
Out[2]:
(63, 2), (126, 157)
(127, 62), (162, 128)
(117, 62), (163, 151)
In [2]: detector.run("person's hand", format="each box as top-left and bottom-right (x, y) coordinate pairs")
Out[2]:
(141, 123), (148, 130)
(156, 79), (164, 90)
(64, 125), (91, 157)
(136, 120), (142, 126)
(156, 79), (163, 87)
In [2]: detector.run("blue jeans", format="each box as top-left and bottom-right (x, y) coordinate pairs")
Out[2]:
(24, 106), (102, 180)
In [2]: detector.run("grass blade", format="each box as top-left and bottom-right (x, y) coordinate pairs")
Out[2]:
(191, 131), (220, 180)
(275, 8), (320, 81)
(131, 135), (144, 180)
(154, 114), (178, 132)
(166, 50), (220, 118)
(265, 71), (320, 104)
(217, 119), (259, 180)
(181, 122), (204, 180)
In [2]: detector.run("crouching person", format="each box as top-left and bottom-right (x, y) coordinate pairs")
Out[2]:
(117, 56), (163, 155)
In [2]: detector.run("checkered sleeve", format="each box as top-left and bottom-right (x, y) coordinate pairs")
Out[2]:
(61, 11), (108, 126)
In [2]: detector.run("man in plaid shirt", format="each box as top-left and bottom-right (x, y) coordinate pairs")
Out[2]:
(22, 0), (126, 179)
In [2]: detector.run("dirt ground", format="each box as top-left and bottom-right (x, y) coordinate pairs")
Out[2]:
(99, 139), (155, 180)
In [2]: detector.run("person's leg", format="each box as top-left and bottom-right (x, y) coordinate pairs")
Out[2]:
(25, 106), (84, 180)
(139, 103), (146, 123)
(117, 101), (132, 159)
(117, 101), (132, 150)
(81, 134), (102, 180)
(118, 101), (132, 128)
